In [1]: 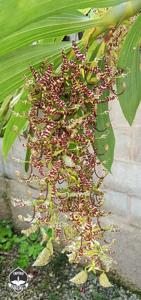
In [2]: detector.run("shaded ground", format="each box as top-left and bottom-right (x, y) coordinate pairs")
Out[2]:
(0, 252), (141, 300)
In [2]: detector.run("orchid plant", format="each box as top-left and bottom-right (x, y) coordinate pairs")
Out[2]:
(19, 41), (122, 285)
(0, 0), (141, 286)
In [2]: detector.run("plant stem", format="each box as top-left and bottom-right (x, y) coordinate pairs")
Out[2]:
(83, 0), (141, 45)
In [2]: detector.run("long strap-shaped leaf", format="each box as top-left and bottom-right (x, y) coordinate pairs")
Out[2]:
(0, 13), (99, 56)
(0, 0), (130, 39)
(0, 42), (71, 102)
(0, 0), (141, 105)
(1, 1), (141, 56)
(2, 95), (31, 159)
(117, 14), (141, 125)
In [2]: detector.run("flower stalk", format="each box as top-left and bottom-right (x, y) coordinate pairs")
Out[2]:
(82, 0), (141, 46)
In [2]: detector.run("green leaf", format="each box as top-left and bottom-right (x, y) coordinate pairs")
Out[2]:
(4, 241), (13, 251)
(0, 42), (70, 102)
(0, 238), (7, 244)
(117, 14), (141, 125)
(0, 13), (98, 56)
(25, 147), (31, 172)
(1, 1), (140, 103)
(15, 255), (29, 269)
(32, 244), (44, 260)
(0, 225), (13, 238)
(12, 235), (21, 243)
(18, 241), (29, 254)
(2, 95), (31, 159)
(29, 232), (39, 242)
(95, 102), (115, 172)
(1, 3), (137, 57)
(44, 228), (53, 239)
(68, 142), (77, 150)
(28, 246), (34, 257)
(0, 0), (130, 39)
(0, 96), (11, 121)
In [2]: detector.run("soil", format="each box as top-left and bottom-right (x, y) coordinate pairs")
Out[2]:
(0, 252), (141, 300)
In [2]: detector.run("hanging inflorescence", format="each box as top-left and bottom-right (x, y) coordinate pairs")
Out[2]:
(24, 42), (120, 272)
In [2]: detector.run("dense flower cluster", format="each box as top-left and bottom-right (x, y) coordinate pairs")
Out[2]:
(25, 43), (119, 272)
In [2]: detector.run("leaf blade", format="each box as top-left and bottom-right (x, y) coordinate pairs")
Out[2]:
(0, 0), (130, 40)
(70, 270), (88, 285)
(32, 240), (53, 267)
(95, 102), (115, 172)
(0, 42), (71, 102)
(99, 272), (112, 288)
(2, 96), (31, 159)
(117, 15), (141, 125)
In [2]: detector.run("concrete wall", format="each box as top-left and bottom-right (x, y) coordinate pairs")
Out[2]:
(0, 100), (141, 288)
(103, 100), (141, 289)
(0, 138), (38, 229)
(104, 100), (141, 226)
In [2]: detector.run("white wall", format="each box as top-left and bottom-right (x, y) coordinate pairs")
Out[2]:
(103, 100), (141, 289)
(104, 100), (141, 227)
